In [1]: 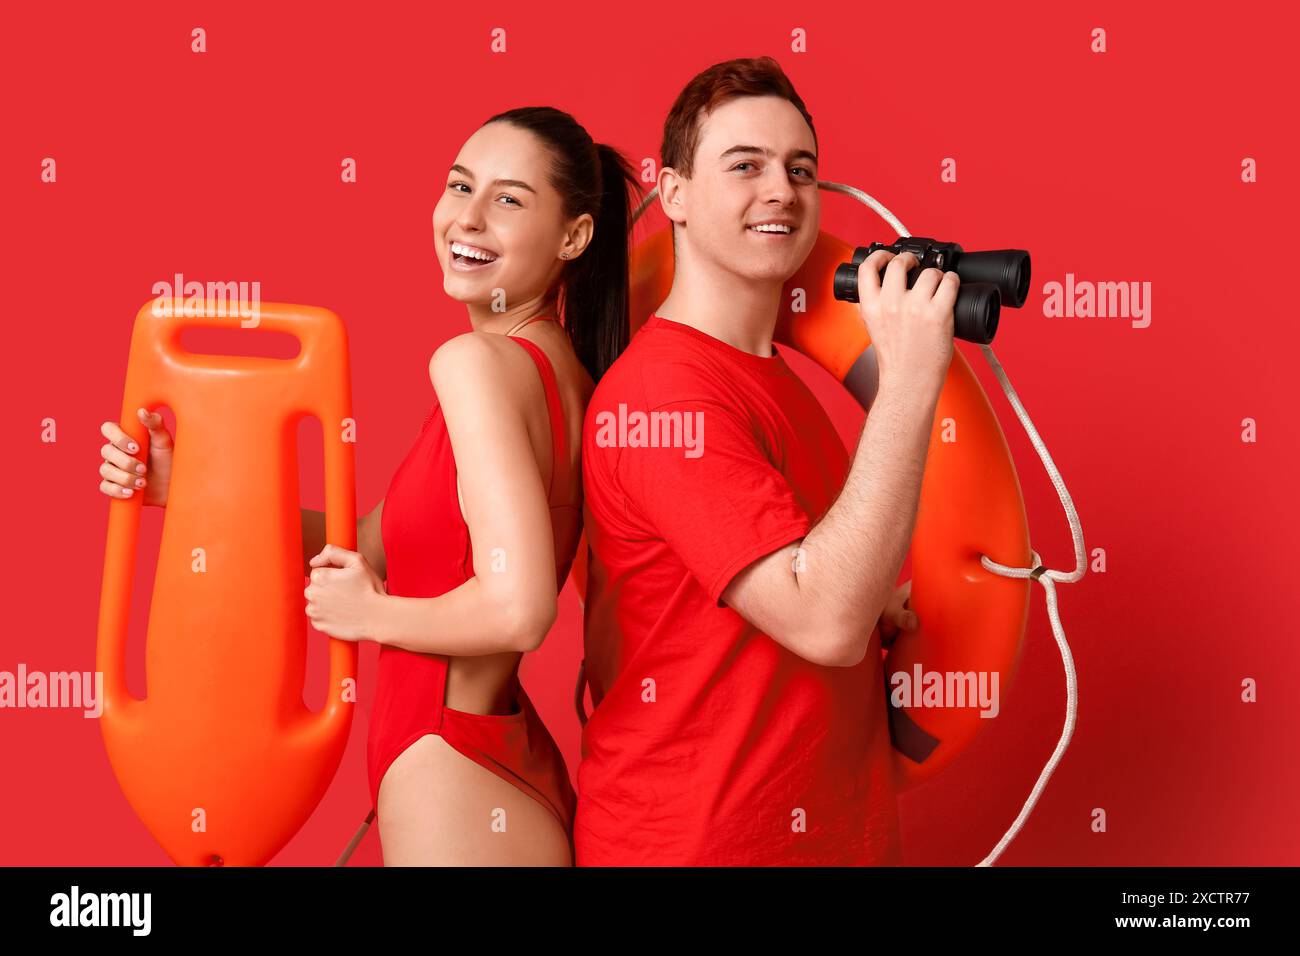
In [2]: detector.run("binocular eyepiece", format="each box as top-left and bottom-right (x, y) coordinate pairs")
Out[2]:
(832, 237), (1031, 345)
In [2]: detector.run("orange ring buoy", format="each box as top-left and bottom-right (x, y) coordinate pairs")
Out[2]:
(97, 300), (357, 865)
(571, 227), (1031, 792)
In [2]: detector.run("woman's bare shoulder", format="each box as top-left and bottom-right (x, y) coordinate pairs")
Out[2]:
(428, 331), (537, 408)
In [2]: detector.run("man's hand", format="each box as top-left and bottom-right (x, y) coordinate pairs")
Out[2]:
(877, 579), (918, 649)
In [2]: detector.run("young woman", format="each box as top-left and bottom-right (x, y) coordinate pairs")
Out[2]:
(95, 106), (639, 866)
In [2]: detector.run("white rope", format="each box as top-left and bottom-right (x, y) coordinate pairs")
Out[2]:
(970, 342), (1085, 866)
(627, 183), (1085, 866)
(817, 179), (1085, 866)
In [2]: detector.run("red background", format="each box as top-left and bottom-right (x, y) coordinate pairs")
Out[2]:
(2, 1), (1296, 865)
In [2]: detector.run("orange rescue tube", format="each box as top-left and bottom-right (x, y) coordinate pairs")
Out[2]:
(96, 299), (358, 865)
(572, 228), (1031, 792)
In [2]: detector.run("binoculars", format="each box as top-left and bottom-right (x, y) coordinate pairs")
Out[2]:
(832, 237), (1031, 344)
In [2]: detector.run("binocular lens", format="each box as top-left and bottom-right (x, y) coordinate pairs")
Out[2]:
(833, 262), (862, 302)
(957, 250), (1030, 309)
(956, 283), (1000, 344)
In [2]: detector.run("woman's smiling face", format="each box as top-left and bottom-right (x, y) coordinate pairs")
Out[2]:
(432, 121), (571, 309)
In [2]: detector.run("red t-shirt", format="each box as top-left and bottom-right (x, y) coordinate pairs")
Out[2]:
(576, 314), (902, 866)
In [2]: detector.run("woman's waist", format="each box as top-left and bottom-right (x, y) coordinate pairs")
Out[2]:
(376, 645), (525, 717)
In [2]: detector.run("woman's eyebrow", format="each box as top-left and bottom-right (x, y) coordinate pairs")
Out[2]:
(449, 164), (536, 193)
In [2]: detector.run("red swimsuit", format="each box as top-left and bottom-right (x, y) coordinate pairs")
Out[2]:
(367, 323), (579, 840)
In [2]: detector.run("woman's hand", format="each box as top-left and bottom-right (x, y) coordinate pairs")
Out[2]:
(304, 544), (388, 642)
(877, 579), (919, 649)
(98, 408), (174, 507)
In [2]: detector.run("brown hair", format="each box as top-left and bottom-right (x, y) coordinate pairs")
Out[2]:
(660, 56), (817, 180)
(483, 106), (640, 382)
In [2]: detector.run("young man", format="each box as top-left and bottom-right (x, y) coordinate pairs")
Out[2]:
(577, 56), (960, 865)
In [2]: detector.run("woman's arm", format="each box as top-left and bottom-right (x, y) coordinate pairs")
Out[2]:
(356, 499), (386, 582)
(302, 499), (386, 580)
(368, 333), (557, 656)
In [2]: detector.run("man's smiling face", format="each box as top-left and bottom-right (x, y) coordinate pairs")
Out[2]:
(670, 94), (821, 284)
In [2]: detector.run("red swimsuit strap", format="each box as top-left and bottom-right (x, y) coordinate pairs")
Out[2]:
(506, 331), (568, 502)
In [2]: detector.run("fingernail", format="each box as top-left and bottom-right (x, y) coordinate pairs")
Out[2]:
(122, 487), (133, 497)
(135, 463), (145, 474)
(128, 443), (138, 452)
(135, 478), (145, 488)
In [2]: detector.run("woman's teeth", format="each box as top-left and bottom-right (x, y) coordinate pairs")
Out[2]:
(451, 241), (499, 262)
(749, 224), (792, 234)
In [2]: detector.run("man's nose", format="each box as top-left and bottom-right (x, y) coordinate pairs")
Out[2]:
(763, 168), (797, 205)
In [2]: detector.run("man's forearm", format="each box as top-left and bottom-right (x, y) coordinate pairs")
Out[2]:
(798, 380), (940, 644)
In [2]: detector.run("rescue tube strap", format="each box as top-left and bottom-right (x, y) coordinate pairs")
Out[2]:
(885, 694), (942, 764)
(574, 660), (588, 728)
(843, 346), (880, 415)
(334, 809), (376, 867)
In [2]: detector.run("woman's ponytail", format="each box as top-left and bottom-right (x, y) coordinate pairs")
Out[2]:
(563, 143), (638, 382)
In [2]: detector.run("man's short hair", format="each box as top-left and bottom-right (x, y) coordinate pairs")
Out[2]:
(660, 56), (817, 180)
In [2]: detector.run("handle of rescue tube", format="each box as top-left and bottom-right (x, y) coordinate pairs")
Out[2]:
(95, 382), (159, 723)
(304, 314), (359, 751)
(147, 294), (341, 375)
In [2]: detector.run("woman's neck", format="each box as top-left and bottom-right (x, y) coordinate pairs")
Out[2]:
(466, 290), (559, 335)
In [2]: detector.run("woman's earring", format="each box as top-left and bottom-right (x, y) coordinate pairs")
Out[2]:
(560, 252), (570, 259)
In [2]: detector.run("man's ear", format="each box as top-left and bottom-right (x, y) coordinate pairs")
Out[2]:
(657, 166), (687, 227)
